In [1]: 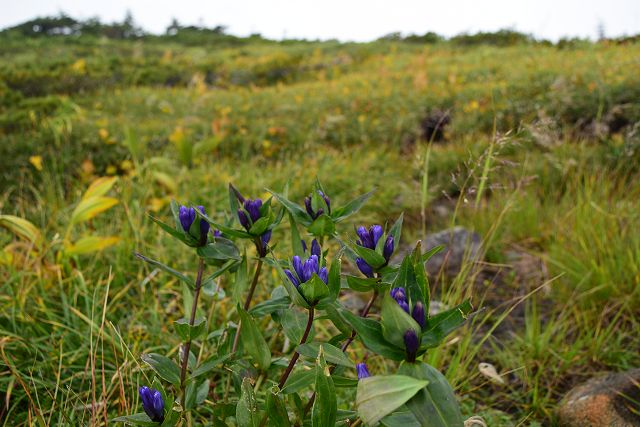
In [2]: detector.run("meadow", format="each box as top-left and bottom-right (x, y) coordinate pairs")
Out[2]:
(1, 28), (640, 426)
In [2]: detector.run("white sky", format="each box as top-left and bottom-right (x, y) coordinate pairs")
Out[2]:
(2, 0), (639, 41)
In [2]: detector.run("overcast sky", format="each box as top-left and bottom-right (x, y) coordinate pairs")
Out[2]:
(2, 0), (639, 41)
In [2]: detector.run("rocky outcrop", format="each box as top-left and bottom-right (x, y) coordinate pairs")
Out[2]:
(557, 369), (640, 427)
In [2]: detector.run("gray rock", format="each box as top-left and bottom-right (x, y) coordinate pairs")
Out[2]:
(423, 227), (482, 277)
(557, 369), (640, 427)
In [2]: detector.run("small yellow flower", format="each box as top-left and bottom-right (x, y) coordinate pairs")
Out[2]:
(29, 156), (43, 171)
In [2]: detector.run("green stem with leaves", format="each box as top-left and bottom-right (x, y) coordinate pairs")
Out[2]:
(179, 257), (205, 408)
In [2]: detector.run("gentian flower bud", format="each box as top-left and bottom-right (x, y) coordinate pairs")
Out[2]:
(301, 240), (308, 253)
(318, 266), (328, 284)
(398, 299), (410, 313)
(304, 197), (314, 218)
(139, 386), (164, 422)
(356, 226), (373, 249)
(383, 235), (394, 261)
(319, 191), (331, 214)
(237, 209), (250, 229)
(390, 287), (406, 303)
(179, 206), (196, 232)
(356, 257), (374, 278)
(285, 269), (300, 288)
(196, 206), (210, 238)
(261, 230), (272, 247)
(302, 255), (319, 282)
(371, 225), (383, 248)
(311, 239), (321, 257)
(293, 256), (304, 280)
(356, 362), (371, 380)
(412, 301), (426, 328)
(213, 229), (222, 237)
(403, 330), (420, 362)
(244, 199), (263, 223)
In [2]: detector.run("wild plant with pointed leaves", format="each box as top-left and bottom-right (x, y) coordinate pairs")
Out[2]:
(115, 179), (473, 427)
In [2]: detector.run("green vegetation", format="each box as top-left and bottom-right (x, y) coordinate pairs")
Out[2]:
(1, 17), (639, 426)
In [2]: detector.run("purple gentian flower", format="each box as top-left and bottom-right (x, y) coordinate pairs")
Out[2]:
(403, 330), (420, 362)
(356, 257), (374, 278)
(412, 301), (426, 328)
(383, 235), (394, 261)
(304, 190), (331, 219)
(311, 239), (321, 257)
(139, 386), (164, 422)
(178, 205), (209, 244)
(286, 253), (328, 287)
(356, 362), (371, 380)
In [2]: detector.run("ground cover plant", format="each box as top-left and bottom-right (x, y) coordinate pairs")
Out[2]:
(1, 20), (639, 426)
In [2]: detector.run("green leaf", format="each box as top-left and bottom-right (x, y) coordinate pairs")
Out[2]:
(174, 317), (207, 341)
(422, 245), (444, 263)
(249, 216), (271, 236)
(267, 189), (312, 227)
(353, 245), (387, 269)
(331, 190), (374, 222)
(322, 303), (352, 336)
(196, 379), (210, 405)
(148, 214), (192, 245)
(297, 342), (355, 368)
(191, 353), (234, 379)
(388, 213), (404, 250)
(160, 408), (181, 427)
(356, 375), (428, 426)
(281, 369), (315, 394)
(228, 183), (243, 215)
(238, 307), (271, 370)
(236, 377), (259, 427)
(280, 308), (314, 344)
(312, 347), (337, 427)
(327, 258), (341, 301)
(340, 309), (405, 361)
(112, 413), (157, 426)
(332, 376), (359, 388)
(198, 210), (252, 239)
(394, 255), (418, 300)
(346, 275), (378, 292)
(267, 386), (291, 427)
(398, 362), (464, 427)
(307, 214), (336, 237)
(380, 294), (421, 349)
(141, 353), (181, 387)
(381, 410), (421, 427)
(231, 252), (249, 305)
(421, 300), (473, 348)
(299, 275), (330, 304)
(412, 243), (430, 313)
(250, 296), (291, 317)
(197, 238), (241, 262)
(134, 252), (194, 287)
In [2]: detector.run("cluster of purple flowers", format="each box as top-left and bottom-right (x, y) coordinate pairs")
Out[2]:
(284, 239), (328, 287)
(355, 225), (394, 277)
(390, 287), (425, 328)
(304, 190), (331, 219)
(178, 205), (210, 245)
(237, 198), (272, 247)
(139, 386), (164, 422)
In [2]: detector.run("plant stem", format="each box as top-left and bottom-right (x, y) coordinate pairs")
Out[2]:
(278, 306), (314, 389)
(303, 290), (378, 416)
(180, 257), (205, 407)
(231, 257), (264, 353)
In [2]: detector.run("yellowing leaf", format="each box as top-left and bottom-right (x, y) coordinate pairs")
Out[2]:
(152, 171), (177, 193)
(64, 236), (120, 256)
(29, 156), (43, 171)
(82, 177), (117, 200)
(70, 196), (118, 225)
(71, 58), (86, 73)
(98, 128), (109, 140)
(0, 215), (42, 244)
